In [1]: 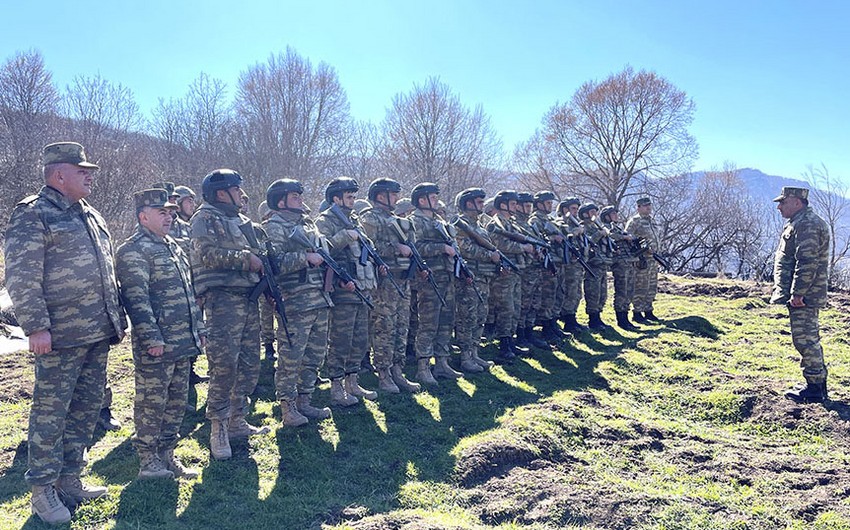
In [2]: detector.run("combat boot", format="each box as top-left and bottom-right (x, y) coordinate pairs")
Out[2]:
(471, 350), (495, 370)
(280, 400), (309, 427)
(785, 381), (827, 403)
(330, 378), (359, 407)
(390, 364), (421, 393)
(345, 373), (378, 401)
(433, 357), (463, 379)
(541, 319), (561, 343)
(377, 367), (401, 393)
(228, 415), (271, 439)
(514, 326), (531, 348)
(263, 342), (276, 360)
(460, 351), (485, 373)
(98, 407), (121, 431)
(526, 326), (550, 349)
(415, 358), (439, 386)
(160, 448), (200, 480)
(496, 337), (516, 365)
(482, 322), (495, 341)
(588, 313), (610, 330)
(137, 453), (174, 480)
(296, 393), (332, 419)
(209, 419), (232, 460)
(55, 475), (107, 504)
(563, 314), (587, 333)
(644, 310), (660, 322)
(616, 311), (638, 331)
(509, 335), (530, 356)
(633, 310), (649, 324)
(31, 484), (71, 525)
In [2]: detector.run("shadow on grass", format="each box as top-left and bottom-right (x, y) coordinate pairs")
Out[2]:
(662, 315), (724, 340)
(0, 440), (28, 506)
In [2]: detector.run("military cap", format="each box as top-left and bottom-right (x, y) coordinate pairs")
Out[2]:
(578, 203), (599, 218)
(599, 205), (618, 221)
(173, 185), (195, 202)
(455, 188), (486, 211)
(152, 181), (176, 195)
(411, 182), (441, 207)
(42, 141), (99, 169)
(772, 186), (809, 202)
(134, 188), (178, 211)
(636, 197), (652, 207)
(494, 190), (519, 210)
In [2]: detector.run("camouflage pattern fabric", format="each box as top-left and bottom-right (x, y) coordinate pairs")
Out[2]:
(604, 220), (638, 312)
(582, 218), (611, 314)
(487, 213), (529, 336)
(558, 214), (586, 316)
(788, 307), (827, 383)
(370, 278), (411, 369)
(190, 203), (260, 296)
(169, 216), (193, 257)
(274, 308), (329, 401)
(625, 213), (660, 312)
(132, 358), (191, 457)
(260, 297), (276, 346)
(25, 340), (110, 485)
(515, 212), (544, 327)
(530, 209), (562, 321)
(454, 212), (498, 355)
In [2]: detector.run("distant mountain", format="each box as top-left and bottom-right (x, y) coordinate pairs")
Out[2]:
(735, 168), (809, 203)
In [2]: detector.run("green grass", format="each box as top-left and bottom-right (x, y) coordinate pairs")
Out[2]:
(2, 276), (850, 529)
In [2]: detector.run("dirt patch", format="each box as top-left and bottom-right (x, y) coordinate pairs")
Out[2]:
(0, 349), (33, 401)
(658, 277), (769, 299)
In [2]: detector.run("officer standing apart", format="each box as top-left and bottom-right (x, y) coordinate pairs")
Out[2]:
(191, 169), (269, 461)
(599, 206), (639, 331)
(5, 142), (126, 524)
(770, 187), (831, 403)
(115, 189), (205, 480)
(626, 197), (661, 323)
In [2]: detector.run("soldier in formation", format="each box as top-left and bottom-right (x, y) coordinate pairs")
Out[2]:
(625, 197), (661, 323)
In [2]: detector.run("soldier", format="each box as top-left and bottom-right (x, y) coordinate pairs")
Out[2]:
(599, 206), (639, 331)
(410, 183), (463, 384)
(529, 191), (570, 344)
(770, 187), (831, 403)
(625, 197), (661, 323)
(557, 198), (588, 333)
(115, 189), (205, 480)
(452, 188), (498, 373)
(314, 177), (378, 406)
(257, 200), (277, 361)
(191, 169), (269, 460)
(579, 203), (613, 330)
(486, 190), (535, 362)
(513, 192), (549, 349)
(394, 197), (419, 361)
(262, 179), (334, 425)
(359, 179), (421, 393)
(5, 142), (126, 524)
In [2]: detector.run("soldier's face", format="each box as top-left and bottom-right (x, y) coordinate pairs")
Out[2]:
(638, 204), (653, 216)
(522, 203), (533, 215)
(55, 164), (94, 202)
(540, 200), (553, 214)
(473, 197), (484, 212)
(341, 192), (356, 209)
(568, 204), (579, 217)
(777, 197), (803, 218)
(179, 197), (195, 217)
(285, 192), (304, 211)
(139, 207), (174, 238)
(608, 211), (620, 222)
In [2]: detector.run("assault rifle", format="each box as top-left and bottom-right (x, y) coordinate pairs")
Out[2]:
(289, 226), (374, 309)
(327, 203), (405, 298)
(486, 224), (552, 250)
(434, 222), (485, 303)
(564, 237), (597, 278)
(238, 222), (292, 346)
(631, 237), (673, 271)
(452, 216), (519, 273)
(391, 218), (447, 307)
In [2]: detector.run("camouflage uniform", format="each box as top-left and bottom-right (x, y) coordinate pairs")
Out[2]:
(604, 219), (638, 312)
(410, 209), (456, 361)
(771, 203), (830, 386)
(529, 210), (561, 321)
(314, 207), (376, 380)
(263, 210), (333, 403)
(486, 213), (528, 338)
(190, 202), (261, 423)
(169, 217), (193, 257)
(115, 222), (205, 464)
(560, 214), (587, 319)
(5, 185), (126, 487)
(625, 211), (660, 313)
(582, 217), (613, 315)
(514, 210), (544, 330)
(359, 206), (413, 371)
(454, 213), (498, 363)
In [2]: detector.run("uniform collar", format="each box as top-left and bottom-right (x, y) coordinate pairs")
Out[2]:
(40, 185), (76, 211)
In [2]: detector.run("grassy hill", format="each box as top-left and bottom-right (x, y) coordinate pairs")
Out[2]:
(1, 275), (849, 529)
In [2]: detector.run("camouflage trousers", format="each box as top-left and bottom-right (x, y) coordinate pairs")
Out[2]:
(789, 306), (827, 383)
(371, 278), (411, 370)
(455, 275), (491, 356)
(560, 264), (585, 316)
(414, 271), (456, 359)
(275, 307), (329, 402)
(132, 357), (190, 457)
(584, 264), (609, 314)
(491, 271), (521, 337)
(204, 289), (260, 422)
(611, 260), (636, 312)
(538, 267), (559, 320)
(326, 300), (371, 379)
(260, 296), (276, 346)
(632, 260), (658, 312)
(25, 339), (110, 486)
(407, 288), (419, 353)
(520, 265), (543, 327)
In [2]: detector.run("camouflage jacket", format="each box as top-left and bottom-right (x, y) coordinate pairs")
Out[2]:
(263, 209), (333, 311)
(582, 218), (614, 266)
(410, 209), (454, 276)
(625, 213), (660, 253)
(530, 210), (564, 265)
(4, 186), (126, 348)
(169, 216), (192, 257)
(358, 205), (413, 277)
(454, 213), (498, 277)
(115, 225), (205, 364)
(485, 213), (528, 270)
(314, 206), (377, 303)
(190, 203), (260, 296)
(771, 206), (830, 307)
(603, 220), (638, 263)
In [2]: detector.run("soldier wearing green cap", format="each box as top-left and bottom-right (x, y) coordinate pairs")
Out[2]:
(115, 189), (205, 480)
(4, 142), (126, 524)
(626, 196), (661, 322)
(770, 186), (831, 403)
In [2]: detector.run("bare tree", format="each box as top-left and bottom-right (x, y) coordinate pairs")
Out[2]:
(803, 164), (848, 279)
(378, 77), (503, 201)
(539, 66), (698, 208)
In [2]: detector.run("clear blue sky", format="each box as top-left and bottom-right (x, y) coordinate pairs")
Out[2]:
(2, 0), (848, 180)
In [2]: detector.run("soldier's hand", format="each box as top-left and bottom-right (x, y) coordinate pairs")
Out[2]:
(522, 244), (534, 254)
(397, 243), (412, 257)
(444, 244), (456, 257)
(147, 345), (164, 357)
(489, 250), (501, 263)
(340, 280), (356, 292)
(345, 229), (359, 241)
(790, 295), (806, 308)
(601, 228), (610, 237)
(248, 253), (264, 273)
(552, 234), (565, 243)
(379, 265), (388, 276)
(306, 252), (324, 267)
(417, 269), (430, 280)
(29, 329), (52, 355)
